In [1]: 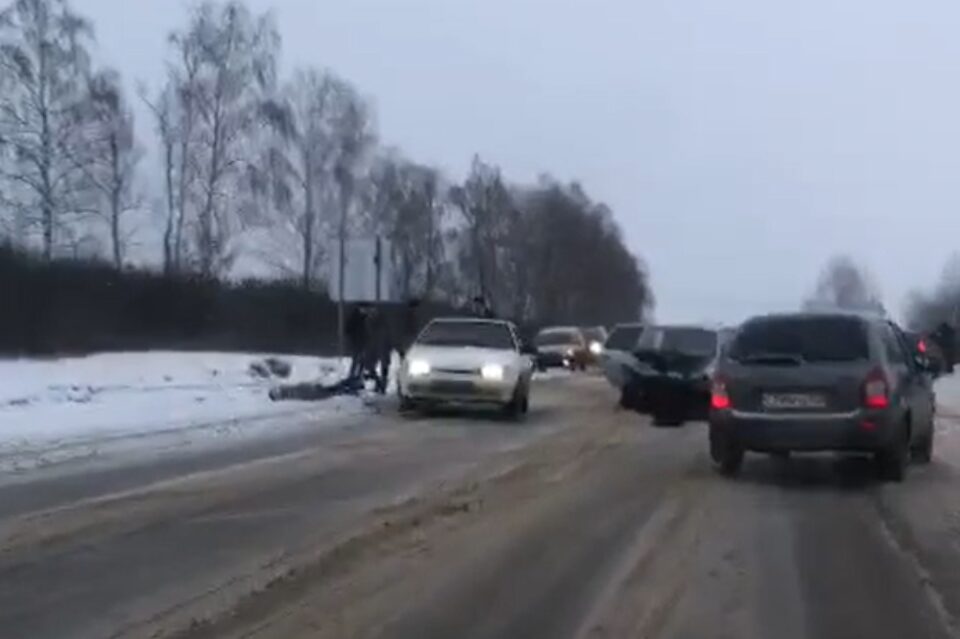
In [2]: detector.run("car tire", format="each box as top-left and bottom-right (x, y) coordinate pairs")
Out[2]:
(912, 428), (934, 464)
(877, 428), (910, 482)
(710, 427), (744, 476)
(504, 385), (526, 422)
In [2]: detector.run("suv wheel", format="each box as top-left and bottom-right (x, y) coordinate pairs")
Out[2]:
(912, 428), (934, 464)
(710, 427), (744, 476)
(877, 428), (910, 482)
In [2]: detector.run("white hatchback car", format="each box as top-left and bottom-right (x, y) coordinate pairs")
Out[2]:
(399, 317), (535, 418)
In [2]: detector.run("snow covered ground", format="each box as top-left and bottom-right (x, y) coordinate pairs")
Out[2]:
(0, 352), (373, 474)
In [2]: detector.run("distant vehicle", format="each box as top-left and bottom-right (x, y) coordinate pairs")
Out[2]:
(399, 318), (535, 419)
(599, 323), (647, 402)
(709, 312), (936, 480)
(622, 325), (726, 425)
(581, 326), (609, 362)
(534, 327), (589, 370)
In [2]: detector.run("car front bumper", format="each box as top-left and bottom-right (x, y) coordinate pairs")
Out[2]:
(710, 409), (899, 452)
(402, 375), (516, 405)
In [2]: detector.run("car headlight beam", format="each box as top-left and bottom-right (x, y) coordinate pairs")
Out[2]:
(481, 363), (505, 381)
(408, 359), (431, 377)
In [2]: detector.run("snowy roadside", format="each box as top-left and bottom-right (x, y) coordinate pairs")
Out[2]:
(0, 352), (374, 475)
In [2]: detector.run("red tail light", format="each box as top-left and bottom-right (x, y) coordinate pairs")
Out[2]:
(918, 339), (928, 354)
(863, 368), (889, 409)
(711, 377), (731, 410)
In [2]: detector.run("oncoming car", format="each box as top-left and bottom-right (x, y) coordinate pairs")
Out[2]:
(581, 326), (609, 363)
(534, 326), (589, 370)
(399, 318), (535, 418)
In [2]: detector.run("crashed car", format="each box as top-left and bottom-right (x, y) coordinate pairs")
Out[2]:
(621, 325), (729, 425)
(599, 323), (646, 404)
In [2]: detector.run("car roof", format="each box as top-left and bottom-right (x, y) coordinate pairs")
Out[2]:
(538, 326), (582, 333)
(742, 311), (884, 325)
(428, 316), (514, 327)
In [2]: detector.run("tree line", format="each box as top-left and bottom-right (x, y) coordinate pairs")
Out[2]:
(0, 0), (652, 328)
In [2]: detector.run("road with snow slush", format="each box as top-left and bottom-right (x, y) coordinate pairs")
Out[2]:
(5, 374), (960, 639)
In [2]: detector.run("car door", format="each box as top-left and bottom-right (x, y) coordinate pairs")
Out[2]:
(890, 322), (935, 438)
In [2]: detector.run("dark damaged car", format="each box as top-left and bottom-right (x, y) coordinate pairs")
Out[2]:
(621, 325), (731, 425)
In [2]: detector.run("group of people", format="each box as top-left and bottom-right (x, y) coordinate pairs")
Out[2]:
(345, 299), (420, 394)
(344, 295), (496, 394)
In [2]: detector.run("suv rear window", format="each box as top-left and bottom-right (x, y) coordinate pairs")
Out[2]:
(606, 326), (643, 350)
(638, 327), (718, 356)
(729, 316), (868, 363)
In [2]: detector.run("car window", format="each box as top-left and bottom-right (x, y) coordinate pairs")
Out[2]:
(881, 323), (906, 364)
(605, 326), (643, 350)
(417, 321), (516, 350)
(638, 327), (717, 355)
(729, 316), (868, 363)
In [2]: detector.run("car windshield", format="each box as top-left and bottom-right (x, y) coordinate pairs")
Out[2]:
(729, 316), (869, 363)
(417, 321), (515, 350)
(606, 326), (643, 350)
(638, 327), (717, 356)
(535, 330), (580, 347)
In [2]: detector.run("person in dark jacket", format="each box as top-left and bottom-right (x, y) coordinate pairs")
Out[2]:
(398, 298), (422, 359)
(345, 304), (369, 380)
(367, 306), (394, 394)
(932, 321), (956, 374)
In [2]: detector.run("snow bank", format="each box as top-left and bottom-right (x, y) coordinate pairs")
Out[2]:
(0, 352), (362, 466)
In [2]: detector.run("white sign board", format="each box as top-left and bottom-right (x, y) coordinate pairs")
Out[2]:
(329, 237), (393, 302)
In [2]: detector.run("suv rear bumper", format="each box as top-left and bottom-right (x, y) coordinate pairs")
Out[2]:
(710, 409), (899, 452)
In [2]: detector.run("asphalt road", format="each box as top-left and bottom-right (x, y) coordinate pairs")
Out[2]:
(3, 376), (960, 639)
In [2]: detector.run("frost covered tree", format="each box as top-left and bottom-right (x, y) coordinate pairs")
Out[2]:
(0, 0), (96, 258)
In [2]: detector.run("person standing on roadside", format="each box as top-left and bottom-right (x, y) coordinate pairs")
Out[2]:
(933, 321), (956, 374)
(345, 303), (369, 381)
(368, 305), (394, 394)
(398, 298), (422, 360)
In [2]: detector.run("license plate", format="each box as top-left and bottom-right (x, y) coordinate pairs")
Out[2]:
(431, 380), (476, 394)
(762, 393), (826, 410)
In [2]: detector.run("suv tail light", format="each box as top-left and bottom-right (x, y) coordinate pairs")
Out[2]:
(711, 377), (731, 410)
(863, 368), (889, 409)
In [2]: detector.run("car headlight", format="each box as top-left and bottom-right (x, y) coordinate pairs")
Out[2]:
(407, 359), (431, 377)
(589, 341), (603, 355)
(565, 348), (575, 357)
(481, 363), (505, 381)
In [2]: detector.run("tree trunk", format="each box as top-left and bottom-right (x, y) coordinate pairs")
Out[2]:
(162, 138), (176, 274)
(109, 134), (123, 269)
(302, 184), (314, 289)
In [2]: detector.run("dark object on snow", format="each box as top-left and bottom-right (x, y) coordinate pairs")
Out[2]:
(264, 357), (291, 378)
(249, 360), (271, 378)
(269, 376), (363, 401)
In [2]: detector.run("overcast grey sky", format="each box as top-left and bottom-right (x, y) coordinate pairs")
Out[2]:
(76, 0), (960, 324)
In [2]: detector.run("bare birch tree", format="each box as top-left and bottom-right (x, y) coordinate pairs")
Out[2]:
(0, 0), (95, 258)
(166, 1), (279, 276)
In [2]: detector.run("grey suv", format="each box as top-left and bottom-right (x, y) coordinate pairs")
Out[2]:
(709, 312), (936, 481)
